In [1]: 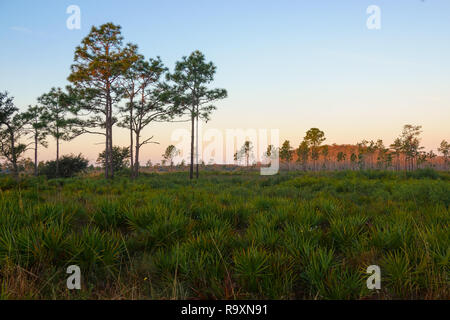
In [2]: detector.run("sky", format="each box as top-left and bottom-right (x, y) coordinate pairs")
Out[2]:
(0, 0), (449, 164)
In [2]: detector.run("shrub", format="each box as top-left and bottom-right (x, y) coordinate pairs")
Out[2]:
(407, 168), (439, 180)
(40, 154), (89, 179)
(97, 146), (130, 173)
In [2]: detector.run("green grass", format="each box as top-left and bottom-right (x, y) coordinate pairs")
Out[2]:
(0, 170), (448, 299)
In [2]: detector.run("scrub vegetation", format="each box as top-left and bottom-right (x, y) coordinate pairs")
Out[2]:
(0, 170), (448, 299)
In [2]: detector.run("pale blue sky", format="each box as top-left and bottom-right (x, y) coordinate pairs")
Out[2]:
(0, 0), (449, 162)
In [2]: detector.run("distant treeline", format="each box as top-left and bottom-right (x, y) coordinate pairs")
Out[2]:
(235, 126), (449, 172)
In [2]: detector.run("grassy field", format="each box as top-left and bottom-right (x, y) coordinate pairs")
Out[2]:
(0, 170), (448, 300)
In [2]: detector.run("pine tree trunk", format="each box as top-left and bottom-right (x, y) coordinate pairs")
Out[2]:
(190, 111), (194, 180)
(34, 132), (38, 176)
(56, 137), (60, 177)
(107, 92), (114, 179)
(104, 99), (110, 179)
(130, 101), (134, 178)
(105, 128), (109, 179)
(134, 132), (140, 178)
(109, 117), (114, 179)
(10, 130), (19, 182)
(196, 108), (199, 179)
